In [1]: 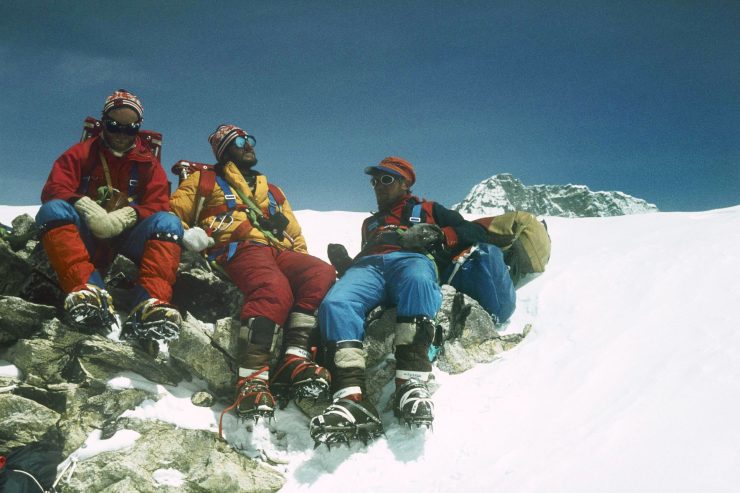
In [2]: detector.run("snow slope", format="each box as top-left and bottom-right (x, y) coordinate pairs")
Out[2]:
(1, 204), (739, 493)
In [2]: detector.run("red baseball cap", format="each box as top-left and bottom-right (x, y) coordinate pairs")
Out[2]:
(364, 156), (416, 187)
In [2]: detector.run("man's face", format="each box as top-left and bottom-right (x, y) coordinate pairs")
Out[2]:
(102, 107), (140, 153)
(371, 173), (408, 210)
(224, 137), (257, 169)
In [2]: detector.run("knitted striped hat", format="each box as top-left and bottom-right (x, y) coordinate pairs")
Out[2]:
(102, 89), (143, 119)
(364, 156), (416, 187)
(208, 124), (248, 162)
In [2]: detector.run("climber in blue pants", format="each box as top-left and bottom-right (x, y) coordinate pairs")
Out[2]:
(310, 156), (488, 447)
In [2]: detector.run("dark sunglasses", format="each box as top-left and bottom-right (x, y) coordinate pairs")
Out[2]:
(103, 118), (141, 136)
(370, 174), (397, 187)
(233, 135), (257, 149)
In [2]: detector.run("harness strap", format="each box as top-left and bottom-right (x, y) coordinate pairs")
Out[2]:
(266, 183), (285, 215)
(215, 175), (237, 211)
(207, 241), (240, 262)
(192, 168), (216, 227)
(409, 203), (422, 223)
(267, 189), (279, 216)
(77, 151), (138, 203)
(127, 165), (138, 205)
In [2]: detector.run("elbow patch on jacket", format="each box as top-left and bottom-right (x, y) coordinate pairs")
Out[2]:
(442, 226), (458, 249)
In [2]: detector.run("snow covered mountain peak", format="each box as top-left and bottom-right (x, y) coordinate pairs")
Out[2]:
(454, 173), (659, 217)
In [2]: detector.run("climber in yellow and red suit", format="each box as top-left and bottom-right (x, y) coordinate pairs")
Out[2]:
(170, 124), (336, 427)
(35, 89), (183, 347)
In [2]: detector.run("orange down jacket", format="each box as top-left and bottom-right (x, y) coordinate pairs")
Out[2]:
(169, 161), (307, 253)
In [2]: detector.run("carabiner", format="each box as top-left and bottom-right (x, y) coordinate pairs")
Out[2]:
(208, 214), (234, 232)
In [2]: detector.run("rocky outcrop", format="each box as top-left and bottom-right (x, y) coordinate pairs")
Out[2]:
(0, 213), (529, 491)
(57, 419), (285, 493)
(454, 173), (658, 217)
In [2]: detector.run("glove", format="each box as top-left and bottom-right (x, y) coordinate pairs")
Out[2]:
(398, 223), (445, 253)
(258, 212), (290, 240)
(106, 207), (137, 238)
(75, 196), (113, 239)
(327, 243), (353, 277)
(182, 227), (215, 252)
(75, 198), (137, 239)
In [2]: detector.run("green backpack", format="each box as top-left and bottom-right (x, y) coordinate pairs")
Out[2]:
(474, 211), (551, 287)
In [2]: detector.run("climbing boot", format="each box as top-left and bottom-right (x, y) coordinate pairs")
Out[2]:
(270, 348), (331, 407)
(393, 379), (434, 429)
(233, 368), (276, 422)
(64, 284), (116, 333)
(121, 298), (182, 355)
(309, 397), (384, 448)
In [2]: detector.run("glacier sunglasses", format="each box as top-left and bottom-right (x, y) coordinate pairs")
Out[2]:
(233, 135), (257, 149)
(102, 118), (141, 136)
(370, 174), (398, 187)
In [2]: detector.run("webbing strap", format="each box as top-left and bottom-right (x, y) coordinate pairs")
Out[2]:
(409, 203), (422, 223)
(207, 241), (240, 262)
(77, 153), (138, 203)
(268, 190), (278, 216)
(215, 175), (237, 211)
(227, 241), (238, 260)
(127, 165), (139, 204)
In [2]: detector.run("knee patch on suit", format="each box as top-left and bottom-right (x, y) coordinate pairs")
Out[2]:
(241, 316), (281, 353)
(335, 343), (366, 370)
(394, 316), (435, 347)
(329, 340), (366, 397)
(284, 311), (317, 353)
(238, 316), (282, 370)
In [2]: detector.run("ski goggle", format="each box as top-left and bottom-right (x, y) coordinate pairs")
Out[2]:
(233, 135), (257, 149)
(103, 119), (141, 136)
(370, 174), (397, 187)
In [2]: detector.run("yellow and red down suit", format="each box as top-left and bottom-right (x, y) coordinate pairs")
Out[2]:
(169, 161), (335, 325)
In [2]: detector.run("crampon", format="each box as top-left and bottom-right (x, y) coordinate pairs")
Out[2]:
(120, 298), (181, 356)
(394, 379), (435, 429)
(309, 398), (384, 449)
(219, 372), (276, 438)
(63, 285), (117, 334)
(270, 354), (331, 408)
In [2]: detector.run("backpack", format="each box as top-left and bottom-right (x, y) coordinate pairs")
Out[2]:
(443, 242), (517, 323)
(474, 211), (551, 287)
(171, 160), (286, 228)
(0, 442), (65, 492)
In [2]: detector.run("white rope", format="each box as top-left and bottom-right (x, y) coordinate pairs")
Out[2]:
(8, 469), (46, 492)
(53, 453), (79, 489)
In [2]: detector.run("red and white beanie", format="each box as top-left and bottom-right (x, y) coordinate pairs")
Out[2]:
(102, 89), (144, 120)
(208, 124), (248, 162)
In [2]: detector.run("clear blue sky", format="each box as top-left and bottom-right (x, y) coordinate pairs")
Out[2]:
(1, 1), (738, 212)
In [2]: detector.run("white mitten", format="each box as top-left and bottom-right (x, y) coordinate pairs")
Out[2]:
(182, 227), (215, 252)
(74, 196), (112, 239)
(106, 207), (138, 238)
